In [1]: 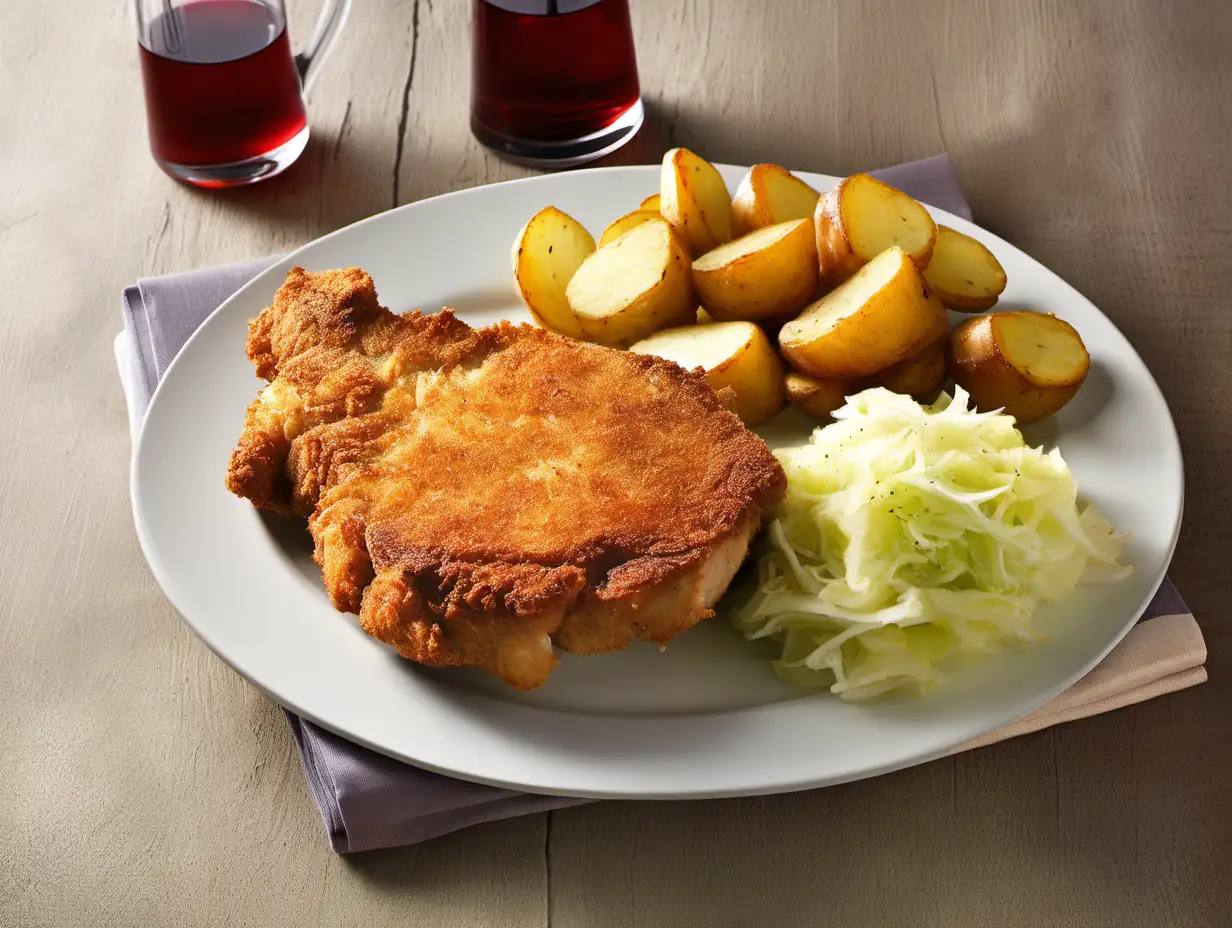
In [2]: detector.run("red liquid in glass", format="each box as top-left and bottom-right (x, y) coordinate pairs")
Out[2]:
(472, 0), (640, 143)
(139, 0), (307, 167)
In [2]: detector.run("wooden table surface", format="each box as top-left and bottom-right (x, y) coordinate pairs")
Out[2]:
(3, 1), (1229, 925)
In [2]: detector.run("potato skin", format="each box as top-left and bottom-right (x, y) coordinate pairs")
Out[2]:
(731, 164), (821, 238)
(631, 322), (786, 426)
(922, 225), (1007, 312)
(814, 179), (869, 290)
(598, 209), (661, 248)
(873, 332), (947, 398)
(708, 326), (787, 426)
(779, 251), (947, 378)
(730, 171), (768, 239)
(784, 371), (849, 419)
(784, 332), (947, 420)
(814, 175), (937, 289)
(660, 148), (733, 256)
(948, 315), (1086, 423)
(511, 206), (595, 339)
(691, 220), (819, 324)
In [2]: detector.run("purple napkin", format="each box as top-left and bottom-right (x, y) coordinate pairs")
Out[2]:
(117, 155), (1186, 853)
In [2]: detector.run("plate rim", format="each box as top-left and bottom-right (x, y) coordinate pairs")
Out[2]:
(131, 163), (1185, 799)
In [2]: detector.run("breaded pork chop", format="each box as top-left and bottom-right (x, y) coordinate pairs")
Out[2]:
(226, 267), (785, 688)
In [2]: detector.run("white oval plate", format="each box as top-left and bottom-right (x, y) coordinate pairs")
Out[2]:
(133, 165), (1182, 799)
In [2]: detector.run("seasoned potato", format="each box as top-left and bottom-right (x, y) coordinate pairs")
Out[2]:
(511, 206), (596, 339)
(949, 311), (1089, 423)
(779, 246), (947, 378)
(784, 334), (947, 419)
(565, 217), (694, 348)
(784, 371), (850, 419)
(923, 225), (1008, 311)
(641, 193), (662, 212)
(696, 307), (715, 324)
(874, 332), (948, 397)
(660, 148), (733, 256)
(691, 219), (819, 323)
(631, 321), (785, 426)
(598, 209), (661, 247)
(731, 164), (821, 237)
(815, 174), (937, 288)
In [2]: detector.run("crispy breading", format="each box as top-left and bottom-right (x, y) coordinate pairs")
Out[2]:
(226, 267), (786, 688)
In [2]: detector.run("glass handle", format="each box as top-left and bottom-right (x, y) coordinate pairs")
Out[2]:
(294, 0), (353, 97)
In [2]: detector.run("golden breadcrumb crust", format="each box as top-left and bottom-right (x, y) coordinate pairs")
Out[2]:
(226, 267), (785, 688)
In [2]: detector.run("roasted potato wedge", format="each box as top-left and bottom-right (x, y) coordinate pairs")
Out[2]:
(874, 332), (948, 397)
(784, 334), (947, 419)
(691, 219), (819, 323)
(815, 174), (937, 288)
(631, 321), (785, 426)
(784, 371), (850, 419)
(949, 311), (1089, 423)
(779, 246), (947, 378)
(510, 206), (596, 339)
(923, 225), (1008, 311)
(660, 148), (733, 256)
(696, 307), (715, 324)
(641, 193), (662, 212)
(731, 164), (821, 237)
(598, 209), (661, 247)
(565, 216), (694, 348)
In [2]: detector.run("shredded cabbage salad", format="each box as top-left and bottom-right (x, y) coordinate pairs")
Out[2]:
(735, 387), (1130, 700)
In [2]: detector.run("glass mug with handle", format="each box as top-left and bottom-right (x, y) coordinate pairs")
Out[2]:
(135, 0), (351, 188)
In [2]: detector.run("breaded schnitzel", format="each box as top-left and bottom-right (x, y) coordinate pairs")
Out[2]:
(226, 267), (785, 688)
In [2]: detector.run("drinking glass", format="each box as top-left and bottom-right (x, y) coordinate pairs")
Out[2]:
(471, 0), (643, 167)
(135, 0), (351, 188)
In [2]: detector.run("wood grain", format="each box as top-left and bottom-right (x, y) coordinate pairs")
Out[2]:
(0, 0), (1228, 926)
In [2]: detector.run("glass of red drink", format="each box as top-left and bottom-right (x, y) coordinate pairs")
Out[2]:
(135, 0), (352, 188)
(471, 0), (643, 167)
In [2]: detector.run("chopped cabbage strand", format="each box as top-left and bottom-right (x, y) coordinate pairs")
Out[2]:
(735, 387), (1130, 700)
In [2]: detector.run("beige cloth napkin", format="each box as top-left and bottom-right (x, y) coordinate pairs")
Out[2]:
(962, 612), (1207, 751)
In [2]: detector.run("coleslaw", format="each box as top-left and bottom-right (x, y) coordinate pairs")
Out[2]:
(735, 387), (1130, 699)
